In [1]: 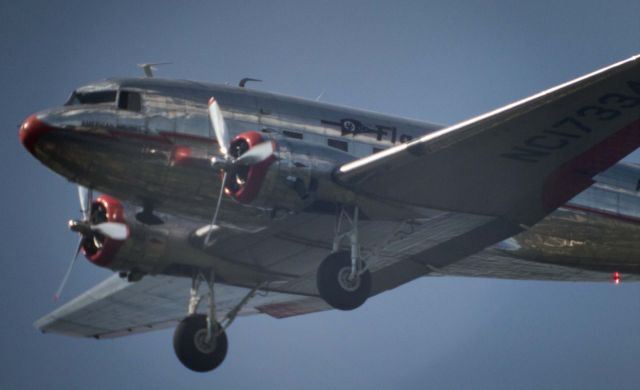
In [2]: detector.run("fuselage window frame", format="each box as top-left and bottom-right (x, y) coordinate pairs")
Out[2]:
(327, 138), (348, 152)
(117, 90), (142, 112)
(283, 130), (303, 139)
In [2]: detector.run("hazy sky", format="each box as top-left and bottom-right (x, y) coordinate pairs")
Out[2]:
(2, 1), (640, 389)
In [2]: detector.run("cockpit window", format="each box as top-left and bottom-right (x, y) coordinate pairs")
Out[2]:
(117, 91), (142, 112)
(66, 90), (117, 106)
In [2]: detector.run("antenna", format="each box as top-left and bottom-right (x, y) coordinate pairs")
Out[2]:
(238, 78), (262, 88)
(137, 62), (172, 78)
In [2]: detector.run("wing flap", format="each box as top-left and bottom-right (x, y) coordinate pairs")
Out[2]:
(337, 55), (640, 225)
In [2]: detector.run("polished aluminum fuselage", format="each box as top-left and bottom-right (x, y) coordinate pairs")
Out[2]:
(29, 78), (640, 284)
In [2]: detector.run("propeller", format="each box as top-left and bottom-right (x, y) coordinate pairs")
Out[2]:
(54, 186), (128, 301)
(208, 98), (230, 156)
(53, 236), (83, 301)
(233, 141), (274, 165)
(204, 97), (274, 246)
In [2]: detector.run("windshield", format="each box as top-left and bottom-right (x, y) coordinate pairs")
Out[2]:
(65, 90), (117, 106)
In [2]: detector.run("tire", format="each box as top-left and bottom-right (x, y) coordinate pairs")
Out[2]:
(173, 314), (228, 372)
(316, 251), (371, 311)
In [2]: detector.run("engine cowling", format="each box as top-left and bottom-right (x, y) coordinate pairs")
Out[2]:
(82, 195), (128, 267)
(223, 131), (276, 204)
(221, 131), (355, 212)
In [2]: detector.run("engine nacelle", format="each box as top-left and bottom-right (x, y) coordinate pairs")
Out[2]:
(222, 131), (355, 212)
(82, 195), (128, 267)
(81, 195), (198, 275)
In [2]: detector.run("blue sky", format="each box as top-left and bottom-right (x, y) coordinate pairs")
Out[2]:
(2, 1), (640, 389)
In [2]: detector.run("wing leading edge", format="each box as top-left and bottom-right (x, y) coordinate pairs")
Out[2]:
(337, 55), (640, 226)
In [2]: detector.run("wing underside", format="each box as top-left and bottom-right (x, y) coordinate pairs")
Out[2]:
(338, 55), (640, 227)
(35, 274), (330, 339)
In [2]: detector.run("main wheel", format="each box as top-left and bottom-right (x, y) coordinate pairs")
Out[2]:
(173, 314), (228, 372)
(316, 251), (372, 310)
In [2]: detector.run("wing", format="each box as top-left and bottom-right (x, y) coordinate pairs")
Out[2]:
(35, 274), (330, 339)
(337, 55), (640, 226)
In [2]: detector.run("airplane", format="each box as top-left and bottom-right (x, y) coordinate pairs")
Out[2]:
(19, 54), (640, 372)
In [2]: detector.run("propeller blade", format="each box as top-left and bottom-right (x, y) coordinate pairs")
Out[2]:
(233, 141), (274, 166)
(53, 237), (83, 301)
(204, 171), (227, 247)
(91, 222), (129, 240)
(78, 186), (92, 221)
(208, 97), (230, 156)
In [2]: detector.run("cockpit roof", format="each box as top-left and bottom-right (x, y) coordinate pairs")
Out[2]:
(73, 78), (443, 130)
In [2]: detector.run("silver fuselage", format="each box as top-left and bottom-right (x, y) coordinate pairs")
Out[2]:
(25, 78), (640, 283)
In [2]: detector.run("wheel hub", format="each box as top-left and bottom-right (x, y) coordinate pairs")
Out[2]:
(337, 267), (361, 292)
(193, 328), (217, 354)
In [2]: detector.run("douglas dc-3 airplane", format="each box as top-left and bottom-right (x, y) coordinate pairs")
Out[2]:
(20, 55), (640, 372)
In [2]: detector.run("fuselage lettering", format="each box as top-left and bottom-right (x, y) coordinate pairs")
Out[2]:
(524, 135), (569, 150)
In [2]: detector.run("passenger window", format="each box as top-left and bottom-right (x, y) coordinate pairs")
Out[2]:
(118, 91), (142, 112)
(283, 130), (303, 139)
(328, 138), (348, 152)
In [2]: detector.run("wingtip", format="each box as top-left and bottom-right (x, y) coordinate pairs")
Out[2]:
(208, 97), (216, 106)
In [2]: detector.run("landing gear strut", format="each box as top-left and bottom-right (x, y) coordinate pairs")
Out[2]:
(173, 271), (263, 373)
(317, 206), (371, 310)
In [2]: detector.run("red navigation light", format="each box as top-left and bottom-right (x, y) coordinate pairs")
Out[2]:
(613, 272), (620, 285)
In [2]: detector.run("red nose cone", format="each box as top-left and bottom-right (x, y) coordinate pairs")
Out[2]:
(19, 115), (52, 155)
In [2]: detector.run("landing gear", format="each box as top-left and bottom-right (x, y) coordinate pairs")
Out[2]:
(317, 206), (371, 310)
(173, 271), (263, 373)
(317, 251), (371, 310)
(173, 314), (228, 372)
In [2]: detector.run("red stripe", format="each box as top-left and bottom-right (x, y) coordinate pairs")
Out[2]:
(110, 130), (218, 145)
(109, 130), (173, 144)
(543, 118), (640, 212)
(160, 131), (218, 144)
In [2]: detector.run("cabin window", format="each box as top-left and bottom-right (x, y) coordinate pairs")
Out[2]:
(118, 91), (142, 112)
(372, 147), (384, 154)
(66, 90), (117, 106)
(283, 130), (303, 139)
(328, 138), (348, 152)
